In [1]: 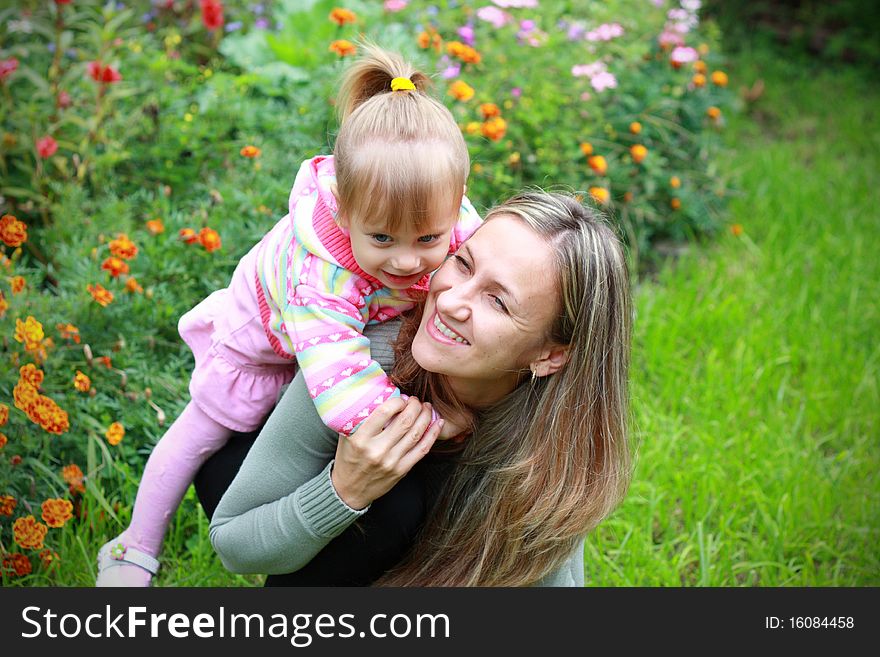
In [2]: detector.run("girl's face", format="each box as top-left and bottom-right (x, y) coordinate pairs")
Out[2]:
(347, 214), (458, 290)
(411, 214), (561, 406)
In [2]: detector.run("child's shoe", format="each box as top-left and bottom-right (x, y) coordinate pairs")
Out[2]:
(95, 538), (159, 587)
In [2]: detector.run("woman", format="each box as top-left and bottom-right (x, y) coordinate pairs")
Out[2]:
(207, 191), (633, 586)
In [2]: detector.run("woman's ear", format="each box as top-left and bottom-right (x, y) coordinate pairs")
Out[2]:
(532, 345), (570, 378)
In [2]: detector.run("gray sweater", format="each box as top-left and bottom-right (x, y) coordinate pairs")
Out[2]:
(209, 321), (584, 586)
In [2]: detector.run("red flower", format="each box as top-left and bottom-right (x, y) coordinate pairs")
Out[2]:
(0, 58), (18, 82)
(36, 136), (58, 159)
(55, 0), (74, 4)
(57, 90), (72, 109)
(87, 61), (122, 84)
(200, 0), (225, 31)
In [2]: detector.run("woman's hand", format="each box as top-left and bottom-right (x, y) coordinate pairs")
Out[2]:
(330, 397), (442, 510)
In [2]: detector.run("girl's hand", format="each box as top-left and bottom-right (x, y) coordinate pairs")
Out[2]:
(330, 396), (442, 510)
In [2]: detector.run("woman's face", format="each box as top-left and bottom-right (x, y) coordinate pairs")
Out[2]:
(411, 213), (561, 405)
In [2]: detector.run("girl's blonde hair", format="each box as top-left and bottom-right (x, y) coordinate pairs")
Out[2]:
(333, 43), (469, 231)
(381, 191), (633, 586)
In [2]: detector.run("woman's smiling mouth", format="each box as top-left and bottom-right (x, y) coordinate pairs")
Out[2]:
(431, 312), (470, 345)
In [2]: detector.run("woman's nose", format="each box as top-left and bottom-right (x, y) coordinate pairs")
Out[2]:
(435, 282), (472, 321)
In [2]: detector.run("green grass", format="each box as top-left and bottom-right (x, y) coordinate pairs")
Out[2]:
(584, 46), (880, 586)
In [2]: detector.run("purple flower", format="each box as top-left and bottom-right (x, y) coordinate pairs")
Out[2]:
(440, 57), (461, 79)
(225, 21), (243, 32)
(255, 18), (269, 29)
(511, 87), (522, 98)
(566, 22), (586, 41)
(457, 24), (475, 46)
(253, 4), (264, 15)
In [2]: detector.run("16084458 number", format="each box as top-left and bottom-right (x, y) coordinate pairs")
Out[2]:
(789, 617), (854, 629)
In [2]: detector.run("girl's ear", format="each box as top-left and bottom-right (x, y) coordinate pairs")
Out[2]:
(531, 345), (570, 378)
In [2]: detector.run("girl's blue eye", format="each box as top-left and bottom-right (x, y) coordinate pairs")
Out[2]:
(371, 234), (392, 244)
(418, 234), (439, 243)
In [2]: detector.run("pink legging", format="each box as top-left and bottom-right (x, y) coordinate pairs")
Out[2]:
(113, 401), (231, 574)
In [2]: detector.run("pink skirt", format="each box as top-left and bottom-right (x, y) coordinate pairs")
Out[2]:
(178, 245), (296, 433)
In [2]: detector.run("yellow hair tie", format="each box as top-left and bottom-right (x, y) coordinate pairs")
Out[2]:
(391, 77), (416, 92)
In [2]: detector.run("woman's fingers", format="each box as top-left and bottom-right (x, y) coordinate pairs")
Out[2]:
(397, 417), (442, 474)
(385, 402), (435, 465)
(350, 396), (408, 441)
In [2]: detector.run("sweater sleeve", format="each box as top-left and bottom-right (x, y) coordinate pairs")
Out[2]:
(531, 539), (586, 587)
(209, 321), (401, 575)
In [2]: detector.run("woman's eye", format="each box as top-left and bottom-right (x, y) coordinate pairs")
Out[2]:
(453, 255), (471, 272)
(418, 234), (439, 243)
(371, 234), (392, 244)
(491, 295), (508, 312)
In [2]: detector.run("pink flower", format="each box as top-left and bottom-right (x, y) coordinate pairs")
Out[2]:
(457, 24), (475, 46)
(670, 46), (699, 65)
(658, 30), (685, 48)
(57, 90), (72, 109)
(590, 71), (618, 92)
(383, 0), (408, 11)
(476, 6), (512, 28)
(0, 58), (18, 82)
(571, 62), (607, 78)
(36, 136), (58, 159)
(586, 23), (624, 42)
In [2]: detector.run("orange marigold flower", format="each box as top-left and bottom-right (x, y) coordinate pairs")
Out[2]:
(0, 433), (6, 449)
(14, 515), (48, 550)
(2, 553), (31, 577)
(146, 218), (165, 235)
(449, 80), (475, 102)
(0, 495), (16, 516)
(56, 323), (80, 343)
(670, 176), (682, 189)
(579, 142), (593, 156)
(446, 41), (481, 64)
(481, 116), (508, 142)
(0, 214), (28, 247)
(694, 60), (707, 74)
(28, 395), (69, 435)
(10, 275), (25, 294)
(108, 233), (138, 260)
(105, 421), (125, 446)
(125, 277), (143, 294)
(588, 155), (608, 176)
(13, 381), (39, 413)
(730, 223), (744, 237)
(0, 291), (8, 318)
(710, 70), (728, 87)
(74, 370), (91, 393)
(623, 191), (634, 203)
(671, 197), (682, 210)
(329, 40), (357, 57)
(629, 121), (642, 134)
(39, 549), (60, 570)
(0, 402), (7, 426)
(199, 227), (222, 252)
(240, 145), (262, 158)
(464, 121), (481, 135)
(479, 103), (501, 119)
(14, 316), (44, 351)
(179, 227), (198, 244)
(707, 106), (721, 120)
(97, 355), (112, 368)
(19, 364), (45, 388)
(630, 144), (648, 164)
(417, 31), (431, 49)
(87, 283), (114, 307)
(589, 187), (610, 205)
(41, 498), (74, 528)
(692, 73), (706, 87)
(62, 464), (85, 489)
(101, 256), (130, 278)
(329, 7), (356, 25)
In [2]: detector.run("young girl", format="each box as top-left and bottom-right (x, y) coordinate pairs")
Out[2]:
(96, 45), (481, 586)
